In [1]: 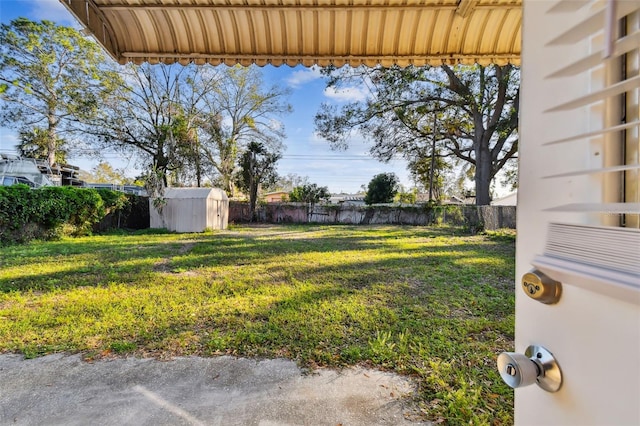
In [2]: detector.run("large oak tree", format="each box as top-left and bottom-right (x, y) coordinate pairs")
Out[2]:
(315, 64), (519, 205)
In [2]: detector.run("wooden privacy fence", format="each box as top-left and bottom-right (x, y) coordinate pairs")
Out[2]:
(229, 202), (516, 230)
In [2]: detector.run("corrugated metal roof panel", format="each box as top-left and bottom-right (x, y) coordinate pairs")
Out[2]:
(59, 0), (521, 66)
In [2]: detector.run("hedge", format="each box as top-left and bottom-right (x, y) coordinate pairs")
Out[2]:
(0, 185), (130, 244)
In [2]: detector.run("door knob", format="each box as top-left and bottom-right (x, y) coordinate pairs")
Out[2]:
(497, 345), (562, 392)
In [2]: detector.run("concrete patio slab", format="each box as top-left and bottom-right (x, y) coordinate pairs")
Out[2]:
(0, 354), (428, 426)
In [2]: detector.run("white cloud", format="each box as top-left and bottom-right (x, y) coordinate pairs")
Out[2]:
(268, 119), (285, 133)
(323, 85), (368, 102)
(309, 129), (366, 148)
(30, 0), (79, 27)
(199, 66), (222, 80)
(0, 129), (19, 154)
(286, 65), (323, 88)
(308, 132), (328, 146)
(220, 115), (234, 129)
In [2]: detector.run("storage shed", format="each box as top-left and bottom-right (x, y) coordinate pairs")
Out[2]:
(150, 188), (228, 233)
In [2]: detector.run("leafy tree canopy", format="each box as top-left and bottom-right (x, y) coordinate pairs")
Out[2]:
(364, 173), (399, 205)
(0, 18), (121, 166)
(395, 186), (418, 204)
(88, 63), (215, 189)
(265, 173), (310, 193)
(79, 162), (134, 185)
(200, 65), (291, 195)
(315, 64), (519, 205)
(16, 127), (68, 165)
(408, 154), (451, 202)
(89, 63), (291, 196)
(289, 183), (331, 205)
(235, 141), (281, 221)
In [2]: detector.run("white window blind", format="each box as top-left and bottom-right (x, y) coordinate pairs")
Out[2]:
(531, 0), (640, 303)
(533, 223), (639, 304)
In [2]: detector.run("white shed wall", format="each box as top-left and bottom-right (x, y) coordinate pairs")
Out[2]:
(206, 197), (229, 230)
(150, 188), (228, 233)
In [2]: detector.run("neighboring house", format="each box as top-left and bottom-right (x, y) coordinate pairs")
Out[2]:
(40, 161), (84, 186)
(85, 183), (147, 196)
(491, 191), (517, 206)
(0, 154), (54, 188)
(264, 191), (289, 202)
(443, 195), (475, 205)
(1, 154), (145, 195)
(0, 153), (86, 188)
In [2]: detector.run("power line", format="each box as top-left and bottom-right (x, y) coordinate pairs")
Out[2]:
(281, 155), (404, 160)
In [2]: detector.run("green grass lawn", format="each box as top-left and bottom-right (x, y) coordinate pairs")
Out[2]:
(0, 224), (515, 425)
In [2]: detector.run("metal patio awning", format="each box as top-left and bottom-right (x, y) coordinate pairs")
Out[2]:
(59, 0), (521, 67)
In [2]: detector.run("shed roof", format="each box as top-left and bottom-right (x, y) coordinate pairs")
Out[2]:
(60, 0), (521, 67)
(162, 187), (229, 200)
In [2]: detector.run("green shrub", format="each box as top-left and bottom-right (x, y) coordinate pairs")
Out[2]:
(96, 188), (129, 212)
(0, 185), (126, 244)
(92, 189), (135, 232)
(0, 184), (32, 233)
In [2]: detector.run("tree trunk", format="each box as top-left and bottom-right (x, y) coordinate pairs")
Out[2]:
(47, 117), (57, 167)
(472, 112), (493, 205)
(47, 139), (56, 167)
(248, 152), (258, 221)
(195, 148), (202, 187)
(249, 182), (258, 222)
(475, 146), (492, 205)
(220, 157), (235, 196)
(222, 175), (232, 196)
(428, 134), (436, 201)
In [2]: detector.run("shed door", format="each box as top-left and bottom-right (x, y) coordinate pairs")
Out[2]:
(516, 1), (639, 424)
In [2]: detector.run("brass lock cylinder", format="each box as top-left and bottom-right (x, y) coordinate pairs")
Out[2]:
(521, 270), (562, 304)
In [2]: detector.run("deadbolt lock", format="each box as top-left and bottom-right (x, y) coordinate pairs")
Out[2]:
(521, 270), (562, 304)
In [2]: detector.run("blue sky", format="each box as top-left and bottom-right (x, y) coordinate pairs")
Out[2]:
(0, 0), (412, 194)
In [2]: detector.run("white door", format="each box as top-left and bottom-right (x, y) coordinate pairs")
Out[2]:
(516, 0), (639, 424)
